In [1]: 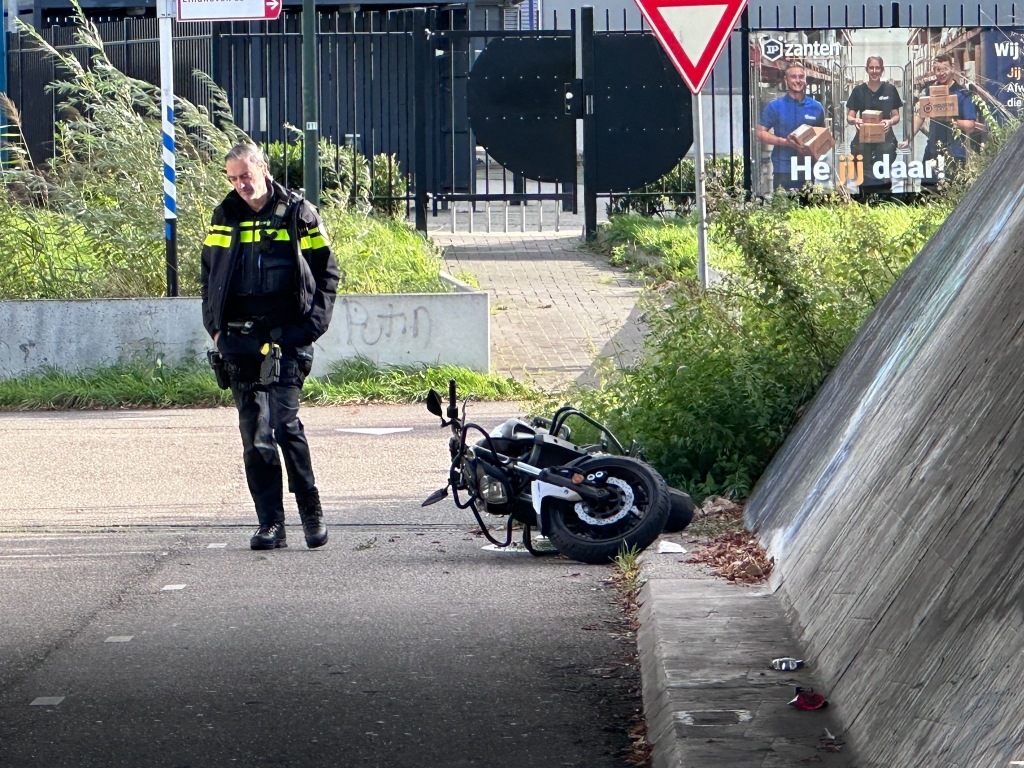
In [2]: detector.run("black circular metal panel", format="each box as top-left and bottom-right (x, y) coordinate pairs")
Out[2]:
(593, 34), (693, 193)
(467, 37), (576, 184)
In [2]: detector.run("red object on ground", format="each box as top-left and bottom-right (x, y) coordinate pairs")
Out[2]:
(789, 689), (828, 710)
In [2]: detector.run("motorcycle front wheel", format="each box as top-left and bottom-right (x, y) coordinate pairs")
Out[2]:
(546, 456), (670, 565)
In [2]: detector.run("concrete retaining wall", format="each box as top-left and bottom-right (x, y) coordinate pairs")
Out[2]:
(744, 126), (1024, 767)
(0, 291), (490, 378)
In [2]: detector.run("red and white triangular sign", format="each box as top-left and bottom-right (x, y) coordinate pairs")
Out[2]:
(634, 0), (748, 93)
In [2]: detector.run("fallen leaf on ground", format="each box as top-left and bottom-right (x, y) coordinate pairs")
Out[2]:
(687, 531), (774, 583)
(698, 495), (744, 519)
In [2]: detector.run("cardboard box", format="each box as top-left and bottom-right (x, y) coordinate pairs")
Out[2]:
(919, 95), (959, 119)
(861, 110), (883, 123)
(803, 126), (835, 159)
(789, 124), (817, 144)
(929, 84), (950, 97)
(858, 122), (887, 143)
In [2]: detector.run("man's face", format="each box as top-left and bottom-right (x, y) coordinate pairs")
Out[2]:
(225, 156), (269, 208)
(866, 61), (883, 80)
(933, 61), (953, 84)
(785, 67), (806, 95)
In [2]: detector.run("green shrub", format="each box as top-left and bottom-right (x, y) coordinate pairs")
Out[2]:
(265, 131), (408, 218)
(606, 156), (744, 217)
(593, 212), (743, 284)
(572, 191), (952, 500)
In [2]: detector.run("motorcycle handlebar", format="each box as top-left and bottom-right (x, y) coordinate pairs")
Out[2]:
(447, 379), (459, 422)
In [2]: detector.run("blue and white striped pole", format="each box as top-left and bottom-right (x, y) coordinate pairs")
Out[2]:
(158, 0), (178, 296)
(1, 0), (9, 172)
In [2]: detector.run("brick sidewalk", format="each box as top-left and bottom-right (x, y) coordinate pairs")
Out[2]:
(433, 230), (642, 392)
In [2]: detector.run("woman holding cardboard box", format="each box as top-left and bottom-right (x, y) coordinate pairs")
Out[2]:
(846, 56), (903, 194)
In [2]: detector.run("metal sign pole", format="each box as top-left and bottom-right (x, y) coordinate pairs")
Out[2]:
(302, 0), (319, 206)
(693, 85), (708, 288)
(158, 0), (178, 297)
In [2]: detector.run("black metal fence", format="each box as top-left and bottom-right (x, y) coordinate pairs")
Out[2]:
(3, 8), (745, 216)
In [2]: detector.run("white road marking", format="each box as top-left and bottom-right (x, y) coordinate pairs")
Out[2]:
(30, 697), (65, 706)
(104, 636), (134, 643)
(336, 427), (413, 436)
(161, 584), (187, 591)
(206, 543), (228, 549)
(0, 552), (157, 559)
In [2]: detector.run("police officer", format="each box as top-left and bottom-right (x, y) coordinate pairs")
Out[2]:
(201, 144), (339, 550)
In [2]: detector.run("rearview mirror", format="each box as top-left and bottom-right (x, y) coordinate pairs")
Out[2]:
(426, 389), (444, 418)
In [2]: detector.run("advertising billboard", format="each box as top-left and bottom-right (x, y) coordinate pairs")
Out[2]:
(750, 26), (1024, 196)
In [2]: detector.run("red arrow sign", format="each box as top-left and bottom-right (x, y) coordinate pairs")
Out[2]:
(264, 0), (281, 20)
(634, 0), (748, 93)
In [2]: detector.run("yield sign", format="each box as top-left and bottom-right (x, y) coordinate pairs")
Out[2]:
(633, 0), (748, 93)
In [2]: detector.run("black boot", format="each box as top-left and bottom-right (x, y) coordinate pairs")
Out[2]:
(250, 521), (287, 550)
(296, 488), (328, 549)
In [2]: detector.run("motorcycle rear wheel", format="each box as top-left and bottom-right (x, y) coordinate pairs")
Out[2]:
(664, 488), (695, 533)
(546, 456), (669, 565)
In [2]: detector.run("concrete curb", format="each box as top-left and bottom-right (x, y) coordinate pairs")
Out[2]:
(636, 574), (857, 768)
(439, 271), (479, 293)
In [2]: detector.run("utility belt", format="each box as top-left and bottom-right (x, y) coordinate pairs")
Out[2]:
(208, 343), (284, 389)
(211, 317), (313, 390)
(225, 314), (292, 339)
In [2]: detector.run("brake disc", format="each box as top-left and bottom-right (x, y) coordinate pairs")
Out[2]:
(574, 476), (635, 526)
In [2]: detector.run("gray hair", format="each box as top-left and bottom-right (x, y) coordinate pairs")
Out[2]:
(225, 143), (268, 167)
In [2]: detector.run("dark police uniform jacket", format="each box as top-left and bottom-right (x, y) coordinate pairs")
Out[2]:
(200, 180), (340, 356)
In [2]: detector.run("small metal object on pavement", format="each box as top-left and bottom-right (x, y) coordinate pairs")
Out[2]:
(771, 657), (804, 672)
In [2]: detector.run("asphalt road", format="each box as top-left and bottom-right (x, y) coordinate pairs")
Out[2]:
(0, 403), (642, 767)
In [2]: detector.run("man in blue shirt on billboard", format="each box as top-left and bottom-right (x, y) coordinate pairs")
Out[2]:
(756, 61), (827, 191)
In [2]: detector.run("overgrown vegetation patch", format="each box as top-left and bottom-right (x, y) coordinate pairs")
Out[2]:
(0, 5), (441, 300)
(572, 125), (1017, 502)
(0, 357), (530, 410)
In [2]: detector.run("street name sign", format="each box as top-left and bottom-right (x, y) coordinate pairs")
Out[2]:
(633, 0), (747, 93)
(177, 0), (282, 22)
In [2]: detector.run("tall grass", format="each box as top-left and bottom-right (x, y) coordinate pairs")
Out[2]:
(0, 357), (530, 410)
(322, 210), (446, 294)
(0, 3), (440, 299)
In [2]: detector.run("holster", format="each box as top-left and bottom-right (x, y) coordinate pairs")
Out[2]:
(207, 349), (231, 390)
(259, 343), (282, 387)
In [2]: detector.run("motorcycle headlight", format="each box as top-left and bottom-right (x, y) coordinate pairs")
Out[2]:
(477, 471), (509, 504)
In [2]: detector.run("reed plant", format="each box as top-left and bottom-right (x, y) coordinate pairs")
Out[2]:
(0, 2), (439, 299)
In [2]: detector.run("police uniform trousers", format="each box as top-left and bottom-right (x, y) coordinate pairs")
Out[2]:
(227, 352), (316, 526)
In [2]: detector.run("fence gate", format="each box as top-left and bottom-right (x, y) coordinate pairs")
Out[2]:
(424, 6), (695, 234)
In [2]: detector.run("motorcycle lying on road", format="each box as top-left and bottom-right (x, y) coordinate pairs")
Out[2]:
(422, 381), (694, 565)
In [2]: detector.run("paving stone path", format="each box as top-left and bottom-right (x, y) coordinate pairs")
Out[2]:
(433, 227), (643, 392)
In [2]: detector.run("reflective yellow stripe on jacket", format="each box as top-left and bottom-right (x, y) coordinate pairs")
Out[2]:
(238, 220), (291, 244)
(300, 227), (328, 251)
(204, 223), (232, 248)
(204, 221), (294, 247)
(204, 218), (329, 249)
